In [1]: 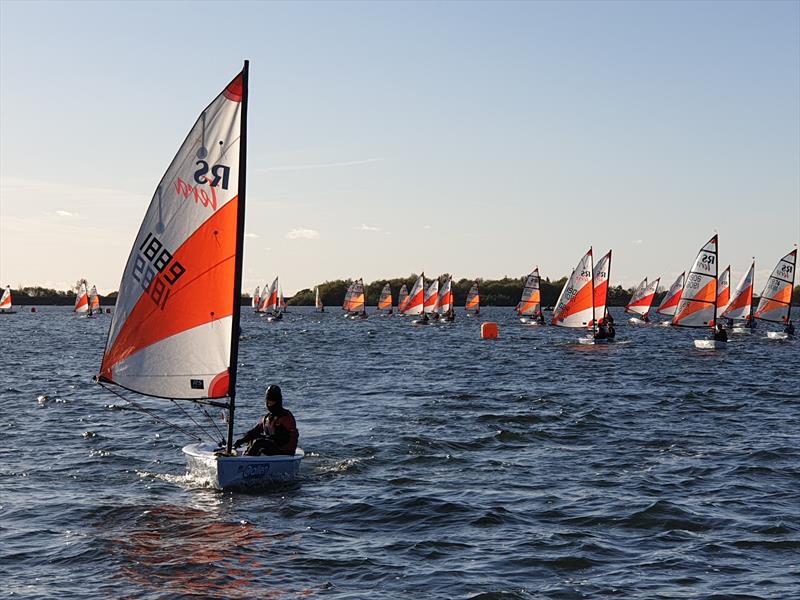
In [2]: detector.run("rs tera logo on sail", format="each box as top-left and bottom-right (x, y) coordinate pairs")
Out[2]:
(173, 160), (231, 211)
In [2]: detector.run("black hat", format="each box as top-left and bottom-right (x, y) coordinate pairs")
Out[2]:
(265, 384), (282, 405)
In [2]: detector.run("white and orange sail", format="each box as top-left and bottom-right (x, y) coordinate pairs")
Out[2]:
(465, 282), (480, 315)
(424, 279), (439, 314)
(0, 286), (12, 312)
(754, 249), (797, 323)
(437, 277), (453, 314)
(89, 285), (101, 315)
(721, 261), (755, 321)
(397, 284), (409, 314)
(377, 283), (393, 313)
(625, 277), (660, 318)
(343, 278), (366, 314)
(592, 250), (612, 325)
(278, 284), (287, 312)
(552, 248), (594, 328)
(252, 286), (260, 310)
(75, 281), (89, 314)
(314, 286), (324, 312)
(404, 274), (425, 316)
(98, 65), (247, 406)
(518, 268), (541, 317)
(258, 277), (279, 313)
(672, 235), (718, 328)
(656, 272), (685, 316)
(716, 265), (731, 318)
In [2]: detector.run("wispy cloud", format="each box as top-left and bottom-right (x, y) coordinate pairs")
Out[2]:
(286, 228), (320, 240)
(55, 210), (78, 217)
(423, 225), (432, 230)
(632, 239), (643, 245)
(357, 224), (381, 232)
(244, 232), (259, 238)
(259, 158), (384, 172)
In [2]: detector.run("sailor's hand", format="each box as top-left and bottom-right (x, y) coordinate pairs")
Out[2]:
(233, 438), (243, 449)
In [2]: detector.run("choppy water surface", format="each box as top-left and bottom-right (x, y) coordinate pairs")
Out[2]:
(1, 307), (799, 599)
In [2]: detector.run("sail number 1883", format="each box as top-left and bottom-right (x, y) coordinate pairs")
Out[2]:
(132, 233), (186, 309)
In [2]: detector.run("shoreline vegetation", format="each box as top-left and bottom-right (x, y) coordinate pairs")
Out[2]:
(7, 279), (800, 308)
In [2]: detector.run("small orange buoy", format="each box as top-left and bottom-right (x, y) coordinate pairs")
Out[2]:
(481, 322), (498, 339)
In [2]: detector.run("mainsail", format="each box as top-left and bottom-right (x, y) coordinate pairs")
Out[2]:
(258, 277), (279, 313)
(75, 281), (89, 314)
(716, 265), (731, 318)
(377, 283), (393, 313)
(404, 274), (425, 316)
(424, 279), (439, 314)
(656, 272), (685, 316)
(89, 285), (101, 315)
(754, 249), (797, 323)
(315, 286), (324, 311)
(552, 248), (594, 328)
(343, 278), (366, 313)
(98, 64), (247, 415)
(721, 261), (755, 321)
(397, 284), (409, 314)
(592, 250), (612, 325)
(438, 277), (453, 314)
(518, 268), (541, 317)
(251, 286), (260, 310)
(625, 277), (660, 317)
(672, 235), (718, 328)
(465, 282), (480, 314)
(0, 286), (12, 311)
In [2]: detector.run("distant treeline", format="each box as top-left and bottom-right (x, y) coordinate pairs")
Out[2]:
(9, 282), (800, 307)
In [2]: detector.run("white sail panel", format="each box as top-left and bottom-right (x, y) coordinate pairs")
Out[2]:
(552, 249), (594, 328)
(99, 70), (245, 399)
(755, 249), (797, 323)
(721, 261), (755, 320)
(672, 235), (718, 328)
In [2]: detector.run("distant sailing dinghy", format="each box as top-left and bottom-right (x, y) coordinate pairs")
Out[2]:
(424, 278), (440, 320)
(397, 284), (409, 316)
(656, 272), (685, 326)
(625, 277), (660, 325)
(259, 277), (282, 321)
(518, 268), (544, 325)
(755, 249), (796, 340)
(377, 283), (393, 316)
(438, 276), (455, 322)
(75, 281), (89, 315)
(721, 261), (755, 334)
(315, 286), (324, 312)
(465, 282), (480, 317)
(552, 248), (597, 344)
(252, 286), (260, 311)
(406, 274), (428, 325)
(0, 286), (15, 314)
(95, 63), (303, 489)
(343, 278), (367, 319)
(670, 235), (723, 349)
(89, 285), (102, 316)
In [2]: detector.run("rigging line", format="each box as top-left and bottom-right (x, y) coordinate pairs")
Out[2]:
(170, 399), (219, 444)
(98, 382), (202, 442)
(201, 406), (226, 444)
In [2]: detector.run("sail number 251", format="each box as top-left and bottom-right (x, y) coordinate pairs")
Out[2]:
(132, 232), (187, 309)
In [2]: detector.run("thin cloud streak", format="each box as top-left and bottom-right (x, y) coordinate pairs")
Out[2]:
(259, 158), (384, 172)
(358, 224), (381, 232)
(286, 228), (320, 240)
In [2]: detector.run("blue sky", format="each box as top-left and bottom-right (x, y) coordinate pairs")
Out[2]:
(1, 0), (798, 294)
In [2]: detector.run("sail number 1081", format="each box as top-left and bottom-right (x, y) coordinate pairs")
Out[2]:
(132, 233), (187, 309)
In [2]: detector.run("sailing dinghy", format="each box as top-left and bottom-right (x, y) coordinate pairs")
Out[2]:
(377, 283), (393, 316)
(96, 62), (303, 489)
(755, 248), (796, 340)
(251, 286), (260, 311)
(397, 283), (409, 316)
(438, 276), (455, 322)
(721, 261), (755, 334)
(89, 285), (101, 316)
(591, 250), (613, 341)
(424, 278), (440, 320)
(315, 286), (324, 312)
(343, 278), (367, 319)
(552, 248), (597, 343)
(259, 277), (282, 321)
(656, 272), (685, 326)
(518, 268), (544, 325)
(406, 274), (428, 325)
(716, 265), (731, 320)
(0, 285), (15, 314)
(75, 281), (89, 315)
(670, 235), (722, 349)
(465, 282), (480, 317)
(625, 277), (660, 325)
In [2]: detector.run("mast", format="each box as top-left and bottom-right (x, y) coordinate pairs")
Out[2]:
(226, 59), (249, 454)
(590, 248), (595, 335)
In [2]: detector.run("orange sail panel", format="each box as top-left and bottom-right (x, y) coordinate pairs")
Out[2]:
(552, 249), (594, 328)
(754, 249), (796, 323)
(98, 69), (245, 399)
(672, 235), (718, 328)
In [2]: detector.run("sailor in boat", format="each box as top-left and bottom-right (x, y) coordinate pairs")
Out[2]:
(784, 320), (795, 336)
(535, 310), (545, 325)
(233, 385), (299, 456)
(744, 314), (756, 330)
(442, 307), (455, 322)
(605, 313), (616, 339)
(418, 312), (430, 325)
(639, 312), (650, 324)
(594, 321), (609, 340)
(711, 323), (728, 343)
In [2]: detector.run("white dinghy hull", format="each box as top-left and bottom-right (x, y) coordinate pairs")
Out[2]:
(183, 443), (304, 490)
(766, 331), (789, 340)
(628, 317), (646, 326)
(731, 326), (752, 335)
(694, 339), (726, 349)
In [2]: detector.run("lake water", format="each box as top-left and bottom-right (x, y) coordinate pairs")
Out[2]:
(1, 306), (798, 599)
